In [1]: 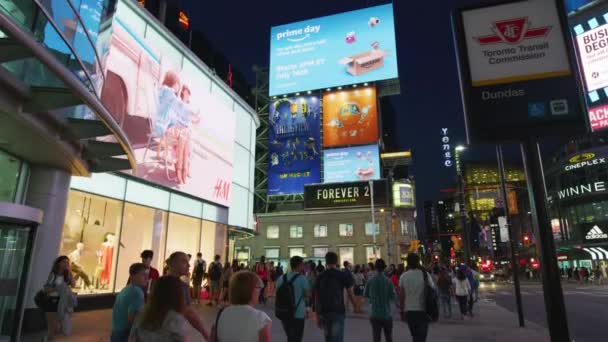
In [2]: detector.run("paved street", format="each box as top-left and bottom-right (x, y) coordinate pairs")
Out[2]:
(483, 281), (608, 342)
(36, 298), (550, 342)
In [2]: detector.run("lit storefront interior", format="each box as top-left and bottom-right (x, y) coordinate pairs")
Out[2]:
(63, 173), (229, 296)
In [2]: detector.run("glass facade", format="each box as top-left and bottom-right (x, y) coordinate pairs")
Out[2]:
(0, 150), (27, 203)
(60, 173), (229, 295)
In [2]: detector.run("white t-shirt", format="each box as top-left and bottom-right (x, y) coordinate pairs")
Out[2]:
(399, 269), (430, 312)
(131, 310), (203, 342)
(453, 278), (471, 297)
(216, 305), (271, 342)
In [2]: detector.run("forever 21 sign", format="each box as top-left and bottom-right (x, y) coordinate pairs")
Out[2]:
(304, 180), (388, 210)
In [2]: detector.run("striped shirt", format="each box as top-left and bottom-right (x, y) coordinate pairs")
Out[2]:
(364, 272), (395, 320)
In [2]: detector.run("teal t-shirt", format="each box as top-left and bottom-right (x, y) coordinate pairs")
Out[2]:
(276, 271), (310, 319)
(364, 273), (395, 320)
(112, 284), (144, 332)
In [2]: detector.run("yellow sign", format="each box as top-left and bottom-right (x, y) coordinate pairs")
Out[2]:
(381, 151), (412, 159)
(568, 153), (596, 164)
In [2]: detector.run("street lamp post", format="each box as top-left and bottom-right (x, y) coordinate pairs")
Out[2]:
(455, 145), (471, 263)
(369, 180), (377, 256)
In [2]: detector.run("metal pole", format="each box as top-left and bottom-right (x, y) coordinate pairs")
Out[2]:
(459, 172), (470, 263)
(497, 144), (525, 328)
(520, 139), (570, 342)
(370, 180), (377, 255)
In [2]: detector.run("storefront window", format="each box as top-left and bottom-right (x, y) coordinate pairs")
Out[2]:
(265, 248), (279, 263)
(339, 247), (354, 265)
(166, 213), (201, 273)
(201, 220), (219, 265)
(290, 225), (303, 238)
(289, 248), (305, 258)
(339, 224), (354, 237)
(115, 203), (167, 292)
(365, 222), (380, 236)
(314, 224), (327, 238)
(0, 150), (22, 202)
(366, 246), (379, 262)
(61, 191), (123, 294)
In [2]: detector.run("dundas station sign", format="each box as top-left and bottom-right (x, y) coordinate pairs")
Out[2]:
(304, 180), (388, 210)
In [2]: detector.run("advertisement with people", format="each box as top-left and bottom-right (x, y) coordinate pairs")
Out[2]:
(269, 4), (398, 96)
(323, 144), (380, 183)
(323, 87), (378, 147)
(268, 96), (321, 195)
(99, 1), (236, 206)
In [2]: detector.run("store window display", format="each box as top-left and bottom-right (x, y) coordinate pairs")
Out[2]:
(61, 191), (122, 294)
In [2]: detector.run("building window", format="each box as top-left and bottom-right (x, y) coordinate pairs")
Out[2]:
(365, 222), (380, 236)
(289, 248), (305, 258)
(313, 247), (329, 258)
(366, 246), (379, 262)
(314, 224), (328, 238)
(290, 225), (303, 238)
(265, 248), (280, 263)
(339, 247), (354, 265)
(339, 223), (354, 237)
(267, 225), (279, 239)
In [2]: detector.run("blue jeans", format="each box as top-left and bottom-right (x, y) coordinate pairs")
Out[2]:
(110, 328), (130, 342)
(406, 311), (429, 342)
(440, 293), (452, 318)
(320, 314), (345, 342)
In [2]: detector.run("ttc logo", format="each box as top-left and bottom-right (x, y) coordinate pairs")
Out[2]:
(475, 17), (552, 45)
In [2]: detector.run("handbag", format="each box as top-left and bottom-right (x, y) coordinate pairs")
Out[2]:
(34, 290), (49, 310)
(422, 270), (439, 322)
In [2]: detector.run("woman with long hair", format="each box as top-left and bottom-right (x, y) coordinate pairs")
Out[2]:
(219, 261), (234, 306)
(453, 269), (471, 320)
(130, 276), (201, 341)
(44, 256), (75, 339)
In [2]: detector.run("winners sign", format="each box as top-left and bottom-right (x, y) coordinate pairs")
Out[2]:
(453, 0), (586, 143)
(304, 180), (388, 210)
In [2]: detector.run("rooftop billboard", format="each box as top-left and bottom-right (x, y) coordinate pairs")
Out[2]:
(269, 4), (398, 96)
(323, 144), (381, 183)
(99, 0), (236, 206)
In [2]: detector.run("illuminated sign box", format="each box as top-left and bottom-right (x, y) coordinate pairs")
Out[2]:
(304, 179), (388, 210)
(393, 183), (415, 208)
(269, 4), (398, 96)
(323, 144), (381, 183)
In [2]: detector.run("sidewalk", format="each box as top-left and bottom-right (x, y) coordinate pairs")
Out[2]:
(34, 299), (549, 342)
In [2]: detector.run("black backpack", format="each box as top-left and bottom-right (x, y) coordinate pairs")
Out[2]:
(275, 274), (302, 320)
(423, 270), (439, 322)
(209, 262), (222, 281)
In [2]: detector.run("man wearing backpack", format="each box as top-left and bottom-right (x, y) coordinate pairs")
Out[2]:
(207, 254), (222, 307)
(399, 253), (434, 342)
(275, 256), (310, 342)
(192, 253), (206, 304)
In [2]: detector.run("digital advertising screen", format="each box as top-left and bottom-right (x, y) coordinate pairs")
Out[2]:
(569, 0), (608, 132)
(393, 182), (415, 208)
(269, 4), (398, 96)
(267, 96), (322, 195)
(323, 144), (381, 183)
(98, 0), (236, 206)
(322, 87), (378, 147)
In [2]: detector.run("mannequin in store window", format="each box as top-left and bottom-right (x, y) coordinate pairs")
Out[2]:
(68, 242), (92, 290)
(99, 233), (116, 289)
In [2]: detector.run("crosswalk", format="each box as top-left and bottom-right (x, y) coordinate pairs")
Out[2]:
(493, 288), (608, 298)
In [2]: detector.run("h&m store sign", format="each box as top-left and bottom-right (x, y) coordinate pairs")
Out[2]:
(304, 180), (388, 210)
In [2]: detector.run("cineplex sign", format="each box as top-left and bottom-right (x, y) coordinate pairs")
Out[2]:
(304, 180), (388, 210)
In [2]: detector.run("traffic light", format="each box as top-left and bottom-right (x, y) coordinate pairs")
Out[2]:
(523, 234), (530, 246)
(451, 235), (463, 251)
(409, 240), (420, 252)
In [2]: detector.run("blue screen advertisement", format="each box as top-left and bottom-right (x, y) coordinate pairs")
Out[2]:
(323, 144), (381, 183)
(268, 96), (321, 195)
(269, 4), (398, 96)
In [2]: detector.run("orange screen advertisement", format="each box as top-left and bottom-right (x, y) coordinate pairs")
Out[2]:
(322, 87), (378, 147)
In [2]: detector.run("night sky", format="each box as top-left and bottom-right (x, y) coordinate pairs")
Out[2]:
(184, 0), (577, 217)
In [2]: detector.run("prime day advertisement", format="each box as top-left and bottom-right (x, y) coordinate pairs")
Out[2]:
(323, 144), (381, 183)
(269, 4), (398, 96)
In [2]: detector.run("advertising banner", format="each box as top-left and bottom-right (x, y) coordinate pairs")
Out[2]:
(267, 96), (321, 195)
(99, 1), (236, 206)
(580, 222), (608, 243)
(322, 87), (378, 147)
(453, 0), (586, 142)
(393, 182), (415, 208)
(323, 144), (381, 183)
(269, 4), (398, 96)
(304, 179), (388, 210)
(569, 0), (608, 132)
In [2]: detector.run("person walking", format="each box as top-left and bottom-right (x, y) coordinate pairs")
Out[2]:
(276, 256), (311, 342)
(594, 265), (603, 285)
(140, 250), (160, 301)
(192, 253), (206, 304)
(111, 263), (147, 342)
(399, 253), (432, 342)
(42, 256), (76, 339)
(130, 276), (200, 341)
(220, 261), (234, 305)
(364, 259), (395, 342)
(436, 268), (453, 319)
(166, 251), (209, 340)
(208, 254), (223, 306)
(453, 269), (471, 320)
(314, 252), (360, 342)
(212, 271), (272, 342)
(256, 256), (269, 304)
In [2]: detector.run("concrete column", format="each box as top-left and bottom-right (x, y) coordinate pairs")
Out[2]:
(23, 165), (71, 308)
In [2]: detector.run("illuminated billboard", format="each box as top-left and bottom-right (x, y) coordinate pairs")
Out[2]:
(99, 0), (236, 206)
(323, 145), (381, 183)
(269, 4), (398, 96)
(393, 183), (415, 208)
(322, 87), (378, 147)
(569, 0), (608, 132)
(268, 96), (321, 195)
